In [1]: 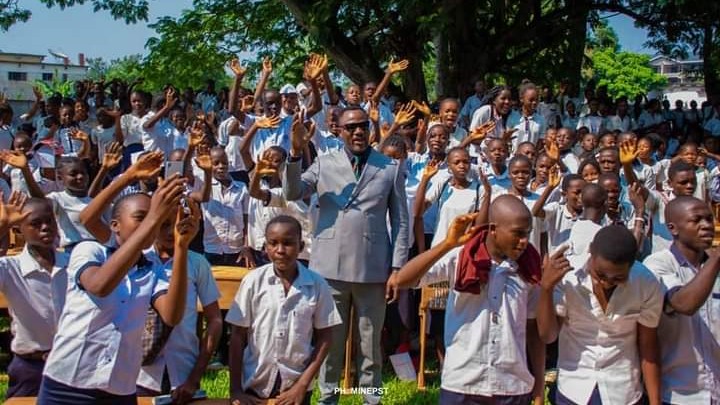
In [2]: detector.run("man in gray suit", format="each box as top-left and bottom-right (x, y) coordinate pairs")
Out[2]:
(284, 107), (409, 404)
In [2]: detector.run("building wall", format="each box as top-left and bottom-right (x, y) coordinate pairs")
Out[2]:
(0, 60), (87, 101)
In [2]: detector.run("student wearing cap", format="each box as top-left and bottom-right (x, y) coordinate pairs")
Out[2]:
(279, 84), (301, 118)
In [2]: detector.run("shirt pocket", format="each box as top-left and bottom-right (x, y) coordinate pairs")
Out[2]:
(610, 312), (640, 334)
(289, 303), (316, 364)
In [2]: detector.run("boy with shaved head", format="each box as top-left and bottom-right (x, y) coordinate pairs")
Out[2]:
(643, 196), (720, 405)
(387, 195), (545, 405)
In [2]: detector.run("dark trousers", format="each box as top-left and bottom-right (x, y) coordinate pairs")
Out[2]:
(38, 377), (137, 405)
(439, 389), (532, 405)
(555, 385), (643, 405)
(6, 355), (44, 398)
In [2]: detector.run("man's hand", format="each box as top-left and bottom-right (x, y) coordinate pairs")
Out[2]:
(304, 53), (328, 81)
(174, 197), (200, 249)
(394, 102), (418, 126)
(236, 246), (257, 268)
(443, 212), (481, 249)
(229, 58), (247, 78)
(126, 151), (164, 181)
(276, 381), (309, 405)
(0, 150), (28, 169)
(540, 244), (572, 290)
(619, 140), (639, 165)
(386, 57), (409, 74)
(385, 271), (400, 303)
(102, 142), (123, 169)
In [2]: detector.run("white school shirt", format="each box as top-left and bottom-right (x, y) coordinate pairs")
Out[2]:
(225, 262), (342, 399)
(120, 113), (147, 146)
(311, 129), (344, 156)
(46, 191), (97, 248)
(202, 179), (250, 254)
(56, 126), (85, 157)
(0, 124), (13, 150)
(250, 116), (293, 163)
(605, 114), (636, 132)
(542, 202), (579, 254)
(566, 219), (601, 257)
(0, 178), (9, 201)
(219, 115), (255, 173)
(0, 247), (69, 355)
(647, 190), (675, 253)
(538, 101), (560, 128)
(469, 105), (507, 140)
(561, 114), (580, 131)
(3, 157), (38, 195)
(91, 125), (116, 162)
(405, 153), (452, 239)
(140, 113), (174, 155)
(138, 249), (220, 392)
(444, 125), (469, 150)
(643, 247), (720, 404)
(507, 110), (546, 152)
(418, 247), (540, 396)
(425, 179), (484, 248)
(554, 257), (663, 405)
(637, 111), (665, 129)
(43, 241), (169, 395)
(560, 151), (580, 174)
(576, 114), (605, 134)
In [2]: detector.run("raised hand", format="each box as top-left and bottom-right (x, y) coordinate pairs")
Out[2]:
(240, 95), (255, 113)
(386, 57), (409, 74)
(261, 56), (273, 75)
(545, 139), (560, 162)
(194, 145), (212, 172)
(32, 86), (43, 101)
(368, 100), (380, 124)
(150, 174), (186, 222)
(0, 191), (30, 230)
(305, 53), (328, 81)
(412, 100), (432, 117)
(619, 140), (639, 165)
(174, 197), (200, 249)
(254, 115), (281, 129)
(290, 111), (314, 156)
(478, 167), (491, 193)
(394, 102), (418, 126)
(540, 244), (573, 290)
(628, 182), (646, 212)
(548, 165), (561, 188)
(165, 87), (178, 108)
(501, 128), (518, 144)
(189, 127), (205, 149)
(255, 151), (279, 177)
(443, 212), (482, 248)
(229, 58), (247, 77)
(102, 142), (123, 169)
(422, 159), (441, 180)
(126, 151), (164, 181)
(468, 121), (496, 143)
(69, 128), (90, 142)
(0, 150), (28, 169)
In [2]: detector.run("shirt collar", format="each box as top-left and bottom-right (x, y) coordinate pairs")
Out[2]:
(669, 243), (706, 270)
(344, 145), (371, 163)
(18, 245), (68, 278)
(268, 261), (315, 287)
(106, 245), (151, 271)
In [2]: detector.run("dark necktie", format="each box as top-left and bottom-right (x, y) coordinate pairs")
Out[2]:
(351, 155), (362, 180)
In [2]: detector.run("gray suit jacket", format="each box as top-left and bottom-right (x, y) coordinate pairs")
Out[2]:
(284, 148), (409, 283)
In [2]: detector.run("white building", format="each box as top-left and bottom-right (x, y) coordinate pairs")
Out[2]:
(0, 51), (88, 110)
(649, 55), (703, 86)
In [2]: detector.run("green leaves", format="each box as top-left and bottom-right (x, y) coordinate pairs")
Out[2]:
(591, 48), (667, 99)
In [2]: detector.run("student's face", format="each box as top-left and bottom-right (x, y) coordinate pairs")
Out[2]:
(59, 163), (89, 193)
(669, 170), (697, 196)
(326, 108), (341, 136)
(440, 101), (459, 127)
(488, 141), (507, 165)
(339, 110), (370, 154)
(281, 93), (299, 113)
(494, 90), (512, 115)
(263, 92), (280, 118)
(509, 161), (531, 191)
(170, 111), (187, 131)
(588, 255), (630, 289)
(680, 147), (698, 165)
(490, 215), (532, 261)
(211, 150), (230, 181)
(669, 201), (715, 250)
(637, 139), (652, 160)
(600, 179), (620, 210)
(581, 165), (599, 183)
(59, 107), (74, 126)
(696, 154), (707, 168)
(264, 149), (285, 171)
(566, 102), (576, 115)
(111, 195), (154, 247)
(447, 150), (470, 179)
(19, 204), (57, 249)
(704, 137), (720, 154)
(581, 134), (597, 152)
(597, 151), (618, 174)
(564, 180), (585, 211)
(74, 102), (88, 120)
(589, 100), (599, 114)
(617, 133), (637, 146)
(346, 86), (361, 105)
(474, 81), (486, 94)
(616, 100), (628, 115)
(534, 156), (551, 182)
(427, 127), (449, 155)
(382, 145), (407, 160)
(155, 211), (178, 250)
(556, 129), (574, 150)
(46, 102), (60, 117)
(363, 83), (377, 101)
(130, 93), (146, 114)
(516, 145), (536, 163)
(521, 89), (538, 112)
(600, 135), (616, 148)
(265, 223), (302, 271)
(13, 137), (32, 154)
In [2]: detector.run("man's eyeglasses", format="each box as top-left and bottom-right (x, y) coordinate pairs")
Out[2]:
(342, 121), (370, 132)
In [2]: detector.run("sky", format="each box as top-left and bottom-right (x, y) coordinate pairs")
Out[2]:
(0, 2), (653, 64)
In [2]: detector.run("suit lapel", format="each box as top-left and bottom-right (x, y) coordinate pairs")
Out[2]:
(349, 149), (382, 201)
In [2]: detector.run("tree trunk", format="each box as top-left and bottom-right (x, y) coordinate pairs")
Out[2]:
(703, 25), (720, 98)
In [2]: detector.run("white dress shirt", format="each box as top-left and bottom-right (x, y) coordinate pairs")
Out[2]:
(418, 248), (540, 396)
(554, 257), (663, 405)
(0, 247), (68, 355)
(643, 246), (720, 404)
(507, 110), (546, 152)
(226, 262), (342, 399)
(120, 113), (147, 146)
(43, 241), (169, 395)
(46, 191), (97, 248)
(202, 180), (250, 254)
(138, 249), (220, 391)
(250, 116), (293, 163)
(219, 115), (255, 172)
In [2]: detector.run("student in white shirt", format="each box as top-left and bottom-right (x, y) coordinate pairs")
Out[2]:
(437, 98), (468, 148)
(561, 101), (581, 130)
(120, 90), (151, 169)
(605, 98), (636, 133)
(507, 82), (546, 152)
(537, 225), (663, 405)
(643, 196), (720, 405)
(137, 207), (222, 402)
(459, 79), (487, 128)
(2, 132), (36, 195)
(38, 178), (195, 404)
(647, 161), (697, 253)
(388, 198), (545, 405)
(141, 88), (179, 156)
(566, 183), (606, 257)
(0, 197), (69, 398)
(469, 85), (512, 140)
(0, 103), (15, 150)
(576, 98), (605, 135)
(637, 99), (666, 131)
(533, 173), (585, 255)
(56, 105), (85, 157)
(91, 108), (121, 166)
(227, 216), (341, 405)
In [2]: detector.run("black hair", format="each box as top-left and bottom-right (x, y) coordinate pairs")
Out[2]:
(447, 146), (470, 160)
(56, 156), (86, 173)
(111, 192), (150, 220)
(23, 197), (53, 214)
(597, 172), (621, 186)
(516, 141), (536, 151)
(562, 173), (584, 192)
(518, 81), (537, 97)
(74, 99), (89, 109)
(508, 154), (532, 169)
(340, 105), (367, 118)
(581, 183), (607, 208)
(578, 159), (601, 176)
(590, 225), (637, 265)
(439, 98), (460, 109)
(597, 147), (619, 158)
(46, 94), (62, 106)
(0, 103), (13, 117)
(43, 116), (60, 128)
(266, 215), (302, 240)
(667, 160), (695, 180)
(266, 145), (288, 160)
(381, 134), (408, 153)
(480, 85), (512, 107)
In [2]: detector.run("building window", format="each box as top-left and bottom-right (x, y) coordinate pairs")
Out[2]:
(62, 73), (68, 81)
(42, 73), (53, 81)
(8, 72), (27, 81)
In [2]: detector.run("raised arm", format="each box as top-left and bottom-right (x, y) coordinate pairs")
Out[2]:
(88, 142), (123, 198)
(371, 58), (409, 104)
(303, 53), (327, 119)
(531, 167), (560, 218)
(0, 150), (44, 198)
(248, 151), (277, 202)
(0, 192), (29, 236)
(143, 88), (178, 130)
(663, 247), (720, 315)
(239, 115), (281, 172)
(459, 121), (496, 150)
(322, 65), (339, 106)
(188, 145), (212, 204)
(619, 140), (640, 186)
(284, 112), (318, 201)
(536, 245), (572, 344)
(23, 87), (43, 121)
(79, 175), (185, 297)
(227, 58), (246, 117)
(252, 57), (272, 103)
(627, 182), (648, 248)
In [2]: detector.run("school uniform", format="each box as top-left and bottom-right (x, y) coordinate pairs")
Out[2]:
(647, 190), (675, 254)
(425, 178), (484, 247)
(541, 202), (578, 254)
(40, 241), (169, 403)
(460, 94), (483, 127)
(0, 123), (14, 150)
(560, 151), (580, 174)
(140, 113), (175, 156)
(312, 129), (344, 156)
(637, 111), (665, 130)
(219, 115), (255, 181)
(0, 247), (69, 398)
(225, 262), (342, 400)
(553, 257), (663, 405)
(120, 113), (147, 168)
(405, 153), (452, 246)
(562, 114), (580, 131)
(507, 110), (546, 152)
(643, 245), (720, 405)
(565, 219), (601, 257)
(56, 127), (85, 157)
(91, 125), (116, 162)
(137, 249), (220, 393)
(576, 114), (605, 134)
(605, 114), (636, 133)
(469, 105), (506, 139)
(202, 179), (250, 262)
(418, 246), (539, 402)
(46, 191), (98, 249)
(250, 116), (293, 163)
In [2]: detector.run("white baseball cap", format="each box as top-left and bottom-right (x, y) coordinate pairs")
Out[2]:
(280, 84), (298, 95)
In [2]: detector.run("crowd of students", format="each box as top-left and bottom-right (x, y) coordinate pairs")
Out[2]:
(0, 52), (718, 405)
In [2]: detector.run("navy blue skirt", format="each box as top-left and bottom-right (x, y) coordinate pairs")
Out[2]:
(38, 376), (137, 405)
